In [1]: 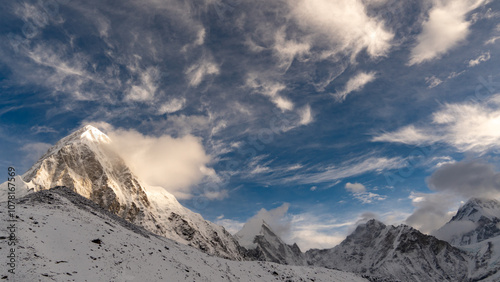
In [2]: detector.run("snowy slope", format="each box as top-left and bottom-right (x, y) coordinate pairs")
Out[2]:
(0, 125), (243, 260)
(306, 219), (470, 282)
(460, 236), (500, 281)
(236, 222), (307, 266)
(0, 187), (368, 282)
(435, 198), (500, 246)
(433, 198), (500, 281)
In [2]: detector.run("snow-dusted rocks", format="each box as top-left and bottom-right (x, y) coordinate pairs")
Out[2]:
(435, 198), (500, 281)
(306, 219), (470, 282)
(435, 198), (500, 246)
(1, 125), (243, 260)
(0, 187), (368, 282)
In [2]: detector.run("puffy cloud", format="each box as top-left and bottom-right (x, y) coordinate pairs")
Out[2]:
(93, 124), (215, 200)
(345, 182), (366, 193)
(427, 160), (500, 198)
(405, 192), (458, 234)
(373, 94), (500, 153)
(334, 71), (376, 102)
(406, 159), (500, 234)
(235, 203), (292, 248)
(409, 0), (487, 65)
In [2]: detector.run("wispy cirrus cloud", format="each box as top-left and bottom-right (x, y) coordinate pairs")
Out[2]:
(468, 51), (491, 67)
(185, 57), (220, 87)
(334, 71), (376, 101)
(283, 156), (403, 185)
(373, 94), (500, 153)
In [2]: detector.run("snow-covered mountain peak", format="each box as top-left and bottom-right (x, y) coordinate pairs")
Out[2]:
(435, 197), (500, 246)
(79, 125), (111, 143)
(350, 219), (387, 238)
(1, 126), (245, 260)
(235, 218), (264, 249)
(57, 125), (111, 147)
(451, 197), (500, 222)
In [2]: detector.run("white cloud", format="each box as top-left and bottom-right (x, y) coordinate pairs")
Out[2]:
(246, 74), (294, 111)
(405, 192), (459, 234)
(335, 71), (376, 101)
(406, 159), (500, 234)
(345, 182), (366, 193)
(433, 220), (477, 242)
(373, 125), (437, 145)
(485, 36), (500, 45)
(285, 156), (402, 184)
(272, 27), (311, 70)
(352, 191), (387, 204)
(288, 0), (393, 60)
(202, 189), (229, 200)
(158, 98), (186, 115)
(345, 182), (386, 204)
(216, 218), (245, 235)
(125, 67), (160, 102)
(468, 51), (491, 67)
(409, 0), (487, 65)
(425, 76), (443, 88)
(373, 94), (500, 153)
(427, 160), (500, 198)
(185, 58), (220, 87)
(95, 125), (214, 200)
(235, 203), (292, 248)
(298, 104), (313, 125)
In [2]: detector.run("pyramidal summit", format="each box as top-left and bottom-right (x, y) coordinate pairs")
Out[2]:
(1, 125), (243, 260)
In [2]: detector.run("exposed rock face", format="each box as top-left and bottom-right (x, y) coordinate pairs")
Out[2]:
(306, 219), (470, 282)
(5, 125), (244, 260)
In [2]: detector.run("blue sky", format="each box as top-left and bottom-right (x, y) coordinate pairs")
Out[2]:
(1, 0), (500, 250)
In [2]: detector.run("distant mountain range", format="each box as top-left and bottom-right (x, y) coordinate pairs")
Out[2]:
(2, 125), (500, 281)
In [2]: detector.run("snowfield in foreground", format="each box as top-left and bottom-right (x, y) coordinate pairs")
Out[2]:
(0, 187), (367, 282)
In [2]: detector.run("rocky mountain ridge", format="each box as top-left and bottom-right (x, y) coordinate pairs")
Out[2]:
(0, 125), (243, 260)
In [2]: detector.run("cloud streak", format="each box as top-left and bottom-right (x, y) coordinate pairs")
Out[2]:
(284, 156), (403, 185)
(373, 94), (500, 153)
(335, 71), (376, 101)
